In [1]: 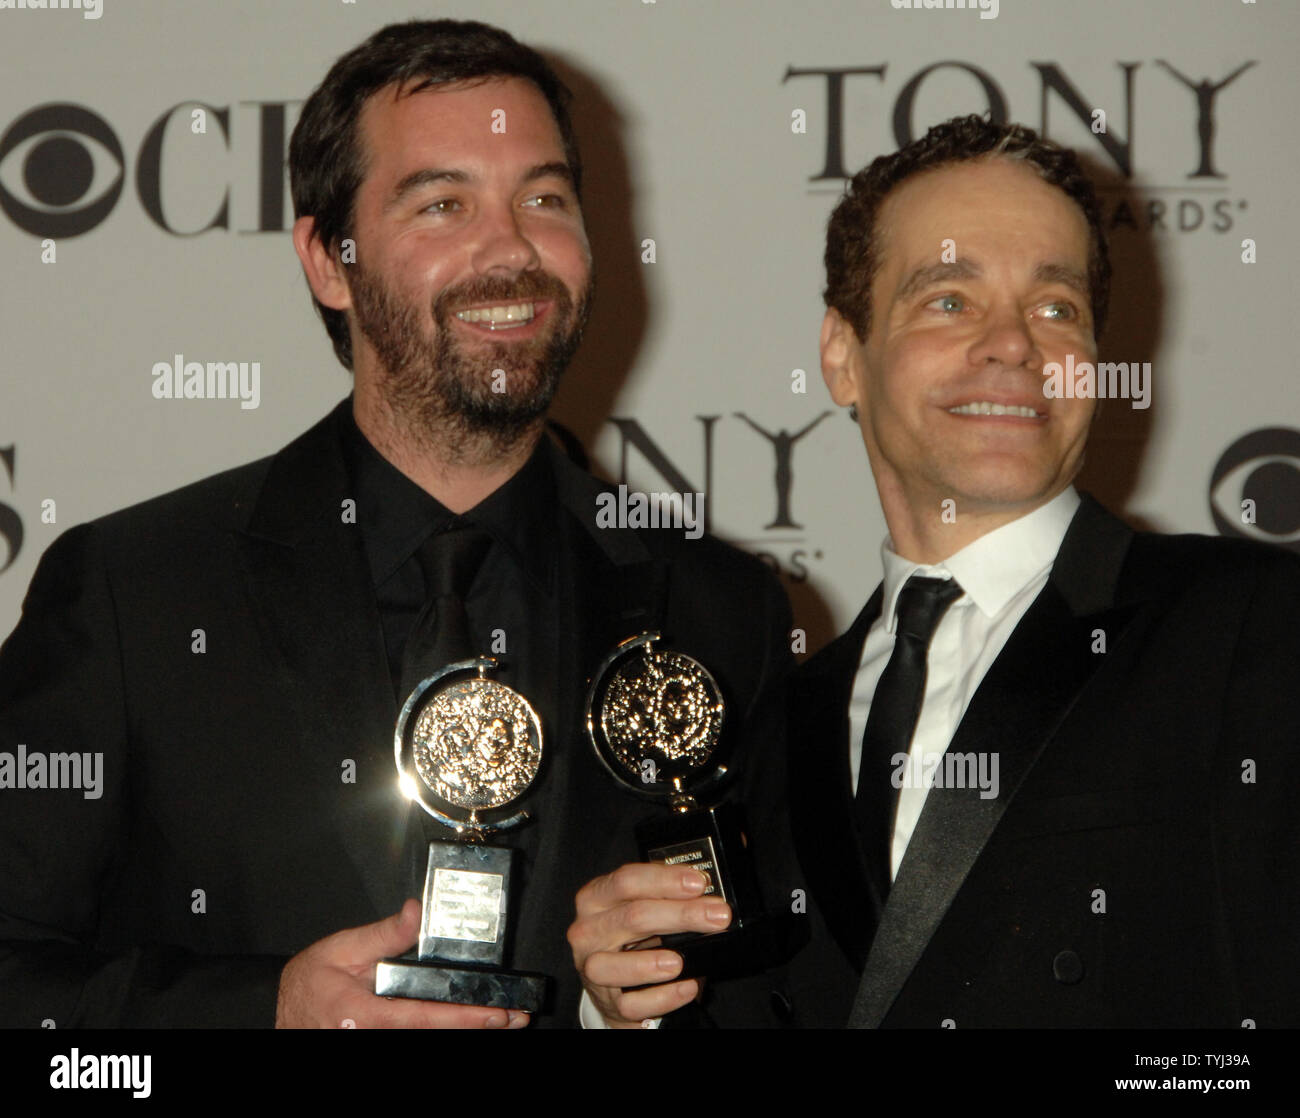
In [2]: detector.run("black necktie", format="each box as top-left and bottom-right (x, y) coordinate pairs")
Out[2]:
(854, 574), (964, 898)
(396, 522), (492, 707)
(397, 522), (493, 884)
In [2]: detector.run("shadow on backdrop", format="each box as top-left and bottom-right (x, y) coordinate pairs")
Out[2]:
(1074, 154), (1164, 533)
(545, 55), (647, 461)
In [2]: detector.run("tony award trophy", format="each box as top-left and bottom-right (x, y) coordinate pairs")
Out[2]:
(375, 656), (549, 1012)
(586, 632), (803, 980)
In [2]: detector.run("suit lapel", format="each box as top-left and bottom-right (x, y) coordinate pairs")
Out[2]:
(849, 494), (1141, 1027)
(233, 401), (404, 921)
(790, 589), (883, 971)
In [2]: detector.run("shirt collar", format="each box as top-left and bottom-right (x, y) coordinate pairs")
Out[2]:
(878, 487), (1080, 630)
(336, 399), (557, 594)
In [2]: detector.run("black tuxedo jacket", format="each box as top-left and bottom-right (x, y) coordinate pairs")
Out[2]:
(0, 400), (791, 1028)
(768, 493), (1300, 1028)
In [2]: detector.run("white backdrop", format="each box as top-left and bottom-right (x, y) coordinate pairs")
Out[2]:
(2, 0), (1296, 652)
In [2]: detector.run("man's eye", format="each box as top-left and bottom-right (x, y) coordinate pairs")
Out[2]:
(522, 193), (566, 209)
(424, 198), (461, 214)
(927, 294), (965, 313)
(1039, 301), (1077, 321)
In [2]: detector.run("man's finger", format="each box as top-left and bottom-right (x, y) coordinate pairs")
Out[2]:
(572, 896), (731, 956)
(575, 863), (708, 917)
(345, 899), (421, 963)
(612, 979), (699, 1024)
(582, 946), (683, 990)
(368, 994), (528, 1030)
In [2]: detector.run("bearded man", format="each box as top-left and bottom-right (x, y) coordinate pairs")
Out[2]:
(0, 19), (791, 1030)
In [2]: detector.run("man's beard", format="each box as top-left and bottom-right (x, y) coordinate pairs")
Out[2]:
(349, 259), (592, 459)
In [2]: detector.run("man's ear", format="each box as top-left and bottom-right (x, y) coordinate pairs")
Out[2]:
(292, 216), (352, 311)
(820, 307), (861, 409)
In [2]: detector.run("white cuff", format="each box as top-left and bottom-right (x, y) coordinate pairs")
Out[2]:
(579, 989), (662, 1029)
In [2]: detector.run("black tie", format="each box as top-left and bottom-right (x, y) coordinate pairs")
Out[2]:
(854, 574), (964, 898)
(397, 522), (492, 888)
(397, 522), (492, 707)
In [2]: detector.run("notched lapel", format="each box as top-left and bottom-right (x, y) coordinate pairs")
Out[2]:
(233, 403), (402, 920)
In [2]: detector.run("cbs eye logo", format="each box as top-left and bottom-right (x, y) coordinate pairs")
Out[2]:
(0, 99), (257, 238)
(0, 104), (124, 238)
(1209, 428), (1300, 554)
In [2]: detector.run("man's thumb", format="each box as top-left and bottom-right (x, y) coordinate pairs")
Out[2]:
(357, 899), (421, 960)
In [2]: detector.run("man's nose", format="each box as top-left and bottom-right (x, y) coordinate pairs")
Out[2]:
(470, 202), (540, 277)
(968, 304), (1040, 371)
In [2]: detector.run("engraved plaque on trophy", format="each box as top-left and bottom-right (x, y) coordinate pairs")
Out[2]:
(374, 656), (549, 1012)
(585, 633), (804, 981)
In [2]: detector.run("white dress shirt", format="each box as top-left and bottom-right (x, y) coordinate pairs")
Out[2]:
(848, 487), (1080, 880)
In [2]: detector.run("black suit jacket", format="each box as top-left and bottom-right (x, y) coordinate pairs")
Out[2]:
(772, 493), (1300, 1028)
(0, 400), (791, 1028)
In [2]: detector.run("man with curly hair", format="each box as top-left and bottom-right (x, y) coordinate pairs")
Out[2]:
(604, 115), (1298, 1030)
(761, 114), (1300, 1028)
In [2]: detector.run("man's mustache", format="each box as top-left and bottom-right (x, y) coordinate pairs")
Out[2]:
(433, 273), (573, 319)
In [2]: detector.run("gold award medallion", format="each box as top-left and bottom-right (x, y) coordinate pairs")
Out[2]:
(599, 648), (724, 780)
(410, 678), (542, 811)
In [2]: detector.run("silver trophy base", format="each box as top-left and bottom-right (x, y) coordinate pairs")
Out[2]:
(375, 958), (548, 1012)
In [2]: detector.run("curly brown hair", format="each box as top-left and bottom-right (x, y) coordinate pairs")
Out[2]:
(823, 114), (1110, 342)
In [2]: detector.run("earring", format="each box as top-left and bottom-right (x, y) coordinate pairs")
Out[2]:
(849, 404), (859, 422)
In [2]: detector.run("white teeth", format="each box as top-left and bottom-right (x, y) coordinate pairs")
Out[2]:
(454, 302), (536, 327)
(947, 402), (1040, 418)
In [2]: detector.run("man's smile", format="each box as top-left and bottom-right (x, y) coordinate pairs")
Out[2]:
(452, 299), (552, 338)
(945, 400), (1045, 420)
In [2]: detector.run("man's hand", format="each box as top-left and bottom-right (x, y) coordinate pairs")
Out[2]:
(568, 863), (731, 1028)
(275, 899), (530, 1029)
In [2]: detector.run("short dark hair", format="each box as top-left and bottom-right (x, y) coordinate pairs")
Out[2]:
(824, 114), (1111, 342)
(289, 19), (583, 370)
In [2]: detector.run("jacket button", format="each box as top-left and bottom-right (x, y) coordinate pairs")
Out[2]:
(770, 989), (794, 1023)
(1053, 949), (1084, 984)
